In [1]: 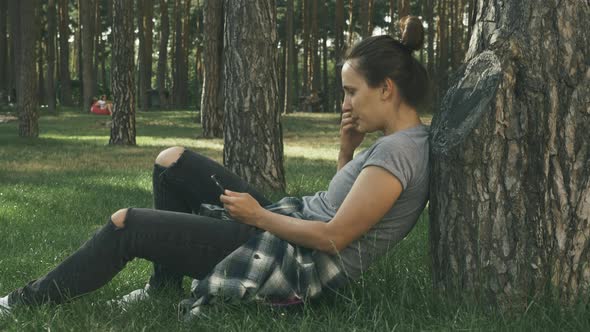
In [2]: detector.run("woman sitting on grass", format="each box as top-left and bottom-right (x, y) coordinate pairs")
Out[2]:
(1, 16), (430, 319)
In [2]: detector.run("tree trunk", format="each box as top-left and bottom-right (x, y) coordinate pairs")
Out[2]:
(426, 0), (435, 78)
(321, 1), (328, 113)
(346, 0), (354, 47)
(398, 0), (409, 18)
(8, 0), (20, 106)
(333, 0), (344, 113)
(223, 0), (286, 192)
(138, 0), (153, 111)
(430, 0), (590, 306)
(109, 0), (136, 145)
(157, 0), (170, 109)
(283, 0), (294, 114)
(57, 0), (72, 106)
(47, 0), (57, 113)
(389, 0), (395, 35)
(0, 0), (7, 103)
(310, 0), (320, 112)
(360, 0), (373, 38)
(17, 0), (38, 137)
(200, 0), (224, 137)
(80, 0), (96, 110)
(301, 0), (309, 100)
(37, 38), (45, 105)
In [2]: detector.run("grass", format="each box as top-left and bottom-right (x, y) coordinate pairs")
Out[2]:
(1, 108), (588, 331)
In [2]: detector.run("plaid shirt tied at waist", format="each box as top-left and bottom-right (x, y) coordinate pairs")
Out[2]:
(178, 197), (349, 320)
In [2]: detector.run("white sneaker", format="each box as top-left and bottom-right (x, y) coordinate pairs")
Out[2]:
(109, 284), (150, 308)
(0, 295), (11, 317)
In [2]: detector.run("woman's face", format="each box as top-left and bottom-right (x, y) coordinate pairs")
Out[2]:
(341, 61), (388, 133)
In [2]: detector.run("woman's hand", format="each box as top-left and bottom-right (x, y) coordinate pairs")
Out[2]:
(220, 190), (265, 227)
(339, 110), (365, 154)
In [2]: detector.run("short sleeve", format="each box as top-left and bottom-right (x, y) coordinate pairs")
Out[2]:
(361, 135), (417, 190)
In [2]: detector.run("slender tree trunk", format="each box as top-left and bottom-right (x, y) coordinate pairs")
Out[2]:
(426, 0), (435, 78)
(200, 0), (224, 137)
(80, 0), (96, 110)
(398, 0), (409, 18)
(37, 38), (45, 105)
(0, 0), (7, 103)
(157, 0), (170, 108)
(283, 0), (294, 114)
(138, 0), (154, 111)
(360, 0), (373, 37)
(57, 0), (72, 106)
(346, 0), (354, 47)
(310, 0), (320, 112)
(47, 0), (57, 113)
(301, 0), (309, 100)
(321, 1), (328, 112)
(8, 0), (19, 106)
(437, 0), (448, 96)
(17, 0), (39, 137)
(109, 0), (136, 145)
(223, 0), (285, 192)
(76, 0), (83, 106)
(334, 0), (344, 113)
(182, 0), (190, 105)
(430, 0), (590, 306)
(389, 0), (396, 35)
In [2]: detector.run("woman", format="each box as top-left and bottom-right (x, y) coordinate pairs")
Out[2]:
(1, 16), (430, 318)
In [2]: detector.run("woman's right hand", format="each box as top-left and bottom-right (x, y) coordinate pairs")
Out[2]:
(339, 110), (365, 154)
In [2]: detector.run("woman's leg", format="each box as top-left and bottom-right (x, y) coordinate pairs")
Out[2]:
(7, 208), (263, 307)
(148, 147), (272, 292)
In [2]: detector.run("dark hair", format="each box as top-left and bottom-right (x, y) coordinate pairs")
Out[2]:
(344, 16), (430, 109)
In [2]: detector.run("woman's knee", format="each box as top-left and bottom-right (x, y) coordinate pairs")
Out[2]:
(155, 146), (185, 168)
(111, 208), (128, 229)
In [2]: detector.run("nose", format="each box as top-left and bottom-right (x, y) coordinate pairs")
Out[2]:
(341, 96), (351, 113)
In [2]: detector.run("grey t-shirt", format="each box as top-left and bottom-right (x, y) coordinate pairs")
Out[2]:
(301, 124), (430, 280)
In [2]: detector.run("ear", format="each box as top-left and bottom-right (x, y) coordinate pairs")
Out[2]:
(381, 78), (396, 101)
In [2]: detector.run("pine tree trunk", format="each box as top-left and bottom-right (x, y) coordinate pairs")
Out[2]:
(398, 0), (409, 18)
(157, 0), (170, 109)
(80, 0), (96, 110)
(138, 0), (153, 111)
(430, 0), (590, 306)
(57, 0), (72, 106)
(8, 0), (19, 105)
(0, 0), (7, 103)
(301, 0), (309, 100)
(310, 0), (320, 112)
(37, 38), (45, 105)
(109, 0), (136, 145)
(17, 0), (38, 137)
(333, 0), (344, 113)
(223, 0), (286, 192)
(47, 0), (57, 113)
(200, 0), (224, 137)
(346, 0), (354, 47)
(283, 0), (294, 114)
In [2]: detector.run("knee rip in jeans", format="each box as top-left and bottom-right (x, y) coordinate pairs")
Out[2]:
(155, 146), (185, 168)
(111, 208), (128, 229)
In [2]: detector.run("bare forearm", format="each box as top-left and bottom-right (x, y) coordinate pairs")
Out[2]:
(256, 209), (340, 254)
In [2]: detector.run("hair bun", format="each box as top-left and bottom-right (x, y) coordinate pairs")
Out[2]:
(399, 16), (424, 52)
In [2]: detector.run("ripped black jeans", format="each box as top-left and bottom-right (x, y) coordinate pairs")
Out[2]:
(8, 149), (272, 306)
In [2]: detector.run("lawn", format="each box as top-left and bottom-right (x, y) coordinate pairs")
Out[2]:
(0, 108), (588, 331)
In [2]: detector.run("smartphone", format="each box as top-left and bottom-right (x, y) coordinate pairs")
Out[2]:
(210, 174), (225, 194)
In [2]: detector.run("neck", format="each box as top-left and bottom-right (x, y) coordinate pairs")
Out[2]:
(383, 103), (422, 136)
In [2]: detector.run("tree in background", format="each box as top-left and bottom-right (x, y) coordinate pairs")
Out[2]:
(46, 0), (57, 114)
(15, 0), (39, 137)
(200, 0), (223, 137)
(0, 0), (7, 104)
(430, 0), (590, 305)
(138, 0), (154, 111)
(223, 0), (285, 192)
(57, 0), (72, 106)
(80, 0), (96, 110)
(157, 0), (170, 108)
(109, 0), (136, 145)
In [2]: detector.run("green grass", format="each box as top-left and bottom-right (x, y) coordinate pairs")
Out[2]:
(1, 108), (588, 331)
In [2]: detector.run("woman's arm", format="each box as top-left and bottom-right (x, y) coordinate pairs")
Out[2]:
(220, 166), (403, 254)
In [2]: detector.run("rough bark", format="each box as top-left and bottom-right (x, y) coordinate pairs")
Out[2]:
(200, 0), (224, 137)
(109, 0), (136, 145)
(17, 0), (38, 137)
(57, 0), (72, 106)
(157, 0), (169, 108)
(430, 0), (590, 305)
(80, 0), (96, 110)
(47, 0), (57, 113)
(223, 0), (286, 192)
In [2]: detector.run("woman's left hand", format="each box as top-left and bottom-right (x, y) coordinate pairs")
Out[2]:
(220, 190), (265, 227)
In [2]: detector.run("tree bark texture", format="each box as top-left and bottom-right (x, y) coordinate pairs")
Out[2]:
(8, 0), (20, 105)
(157, 0), (170, 108)
(57, 0), (72, 106)
(333, 0), (344, 113)
(47, 0), (57, 113)
(223, 0), (286, 192)
(200, 0), (224, 137)
(17, 0), (38, 137)
(430, 0), (590, 305)
(80, 0), (96, 110)
(109, 0), (136, 145)
(283, 0), (294, 114)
